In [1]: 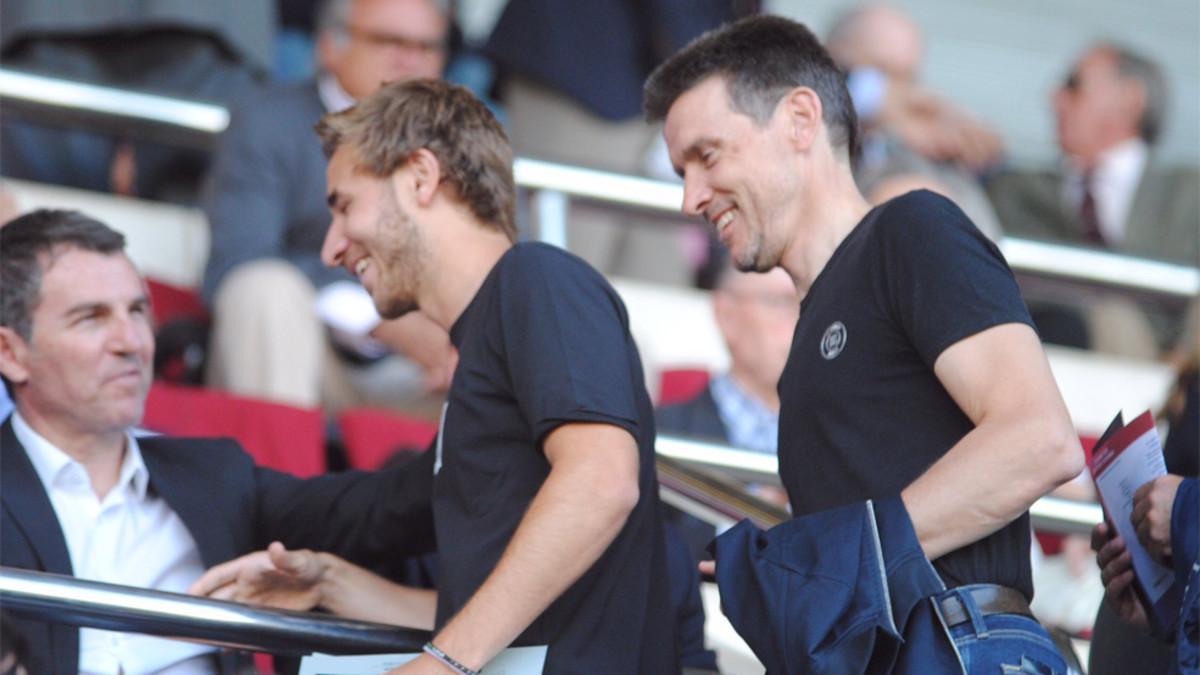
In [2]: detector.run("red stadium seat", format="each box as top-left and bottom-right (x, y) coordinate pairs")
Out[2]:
(145, 277), (208, 327)
(337, 408), (438, 470)
(659, 368), (712, 406)
(142, 382), (326, 477)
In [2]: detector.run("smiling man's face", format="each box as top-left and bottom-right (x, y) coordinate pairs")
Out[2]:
(322, 145), (428, 319)
(664, 76), (798, 273)
(3, 248), (154, 435)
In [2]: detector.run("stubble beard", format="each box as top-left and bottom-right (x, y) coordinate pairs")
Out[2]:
(374, 188), (427, 319)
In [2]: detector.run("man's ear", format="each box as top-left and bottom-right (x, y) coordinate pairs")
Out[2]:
(783, 86), (823, 152)
(406, 148), (444, 207)
(0, 326), (31, 386)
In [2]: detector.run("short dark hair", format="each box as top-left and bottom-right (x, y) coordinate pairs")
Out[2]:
(315, 78), (517, 241)
(0, 209), (126, 341)
(644, 15), (860, 162)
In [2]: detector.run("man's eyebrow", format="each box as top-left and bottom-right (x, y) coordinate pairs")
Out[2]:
(63, 302), (107, 319)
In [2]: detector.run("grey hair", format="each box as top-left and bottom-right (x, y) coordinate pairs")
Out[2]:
(317, 0), (452, 43)
(1103, 42), (1168, 144)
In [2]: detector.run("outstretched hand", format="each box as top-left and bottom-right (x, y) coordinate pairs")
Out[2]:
(188, 541), (328, 611)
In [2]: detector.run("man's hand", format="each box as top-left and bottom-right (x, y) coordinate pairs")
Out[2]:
(1091, 522), (1148, 626)
(188, 541), (327, 611)
(1131, 475), (1183, 564)
(880, 82), (1004, 172)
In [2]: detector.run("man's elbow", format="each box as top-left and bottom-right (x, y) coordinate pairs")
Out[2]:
(590, 466), (640, 526)
(1037, 419), (1086, 492)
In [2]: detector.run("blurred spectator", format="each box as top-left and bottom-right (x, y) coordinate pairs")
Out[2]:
(484, 0), (754, 285)
(825, 3), (1004, 240)
(656, 265), (796, 455)
(202, 0), (458, 414)
(0, 0), (274, 201)
(988, 44), (1199, 358)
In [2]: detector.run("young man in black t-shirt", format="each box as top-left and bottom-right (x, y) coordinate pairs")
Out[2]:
(646, 16), (1085, 672)
(309, 79), (678, 674)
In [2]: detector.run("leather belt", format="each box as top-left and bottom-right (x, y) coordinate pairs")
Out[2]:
(938, 584), (1033, 628)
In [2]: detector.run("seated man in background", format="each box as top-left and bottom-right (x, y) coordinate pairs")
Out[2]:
(202, 0), (456, 415)
(657, 262), (796, 456)
(987, 43), (1199, 358)
(0, 209), (438, 674)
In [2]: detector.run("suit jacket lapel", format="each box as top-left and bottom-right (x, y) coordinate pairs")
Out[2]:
(139, 439), (236, 569)
(1, 418), (73, 575)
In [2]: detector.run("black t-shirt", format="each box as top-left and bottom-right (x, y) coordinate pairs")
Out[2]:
(437, 243), (678, 674)
(778, 190), (1036, 598)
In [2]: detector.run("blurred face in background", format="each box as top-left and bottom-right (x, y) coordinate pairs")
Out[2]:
(319, 0), (449, 100)
(1054, 48), (1144, 165)
(713, 267), (799, 402)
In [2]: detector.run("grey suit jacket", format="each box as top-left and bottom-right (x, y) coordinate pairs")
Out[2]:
(201, 81), (349, 304)
(0, 419), (436, 674)
(987, 162), (1199, 266)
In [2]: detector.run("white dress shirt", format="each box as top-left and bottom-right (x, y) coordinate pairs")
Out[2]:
(1062, 137), (1148, 245)
(13, 412), (217, 675)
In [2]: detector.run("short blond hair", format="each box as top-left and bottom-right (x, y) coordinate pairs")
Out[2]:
(316, 78), (517, 241)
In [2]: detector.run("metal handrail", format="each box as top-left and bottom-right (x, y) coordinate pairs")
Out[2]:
(1, 66), (1194, 298)
(0, 567), (430, 656)
(0, 68), (227, 150)
(657, 434), (1104, 536)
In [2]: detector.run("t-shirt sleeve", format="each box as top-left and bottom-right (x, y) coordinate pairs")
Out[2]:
(878, 191), (1034, 367)
(497, 248), (642, 446)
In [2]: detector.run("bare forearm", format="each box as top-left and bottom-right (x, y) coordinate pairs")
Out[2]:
(317, 554), (437, 630)
(903, 415), (1081, 559)
(430, 459), (637, 670)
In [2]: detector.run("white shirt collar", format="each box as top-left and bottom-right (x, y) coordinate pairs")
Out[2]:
(14, 410), (150, 500)
(1062, 138), (1148, 243)
(317, 72), (357, 113)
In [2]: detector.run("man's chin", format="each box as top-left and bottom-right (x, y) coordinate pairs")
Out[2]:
(377, 300), (419, 320)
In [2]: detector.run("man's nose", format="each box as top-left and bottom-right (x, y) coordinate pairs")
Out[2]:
(321, 219), (347, 268)
(682, 172), (712, 218)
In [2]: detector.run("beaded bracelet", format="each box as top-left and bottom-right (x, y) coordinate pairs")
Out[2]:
(423, 641), (481, 675)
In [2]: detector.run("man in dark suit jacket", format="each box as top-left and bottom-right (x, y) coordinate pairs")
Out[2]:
(202, 0), (456, 413)
(656, 266), (796, 454)
(987, 43), (1198, 356)
(0, 210), (434, 674)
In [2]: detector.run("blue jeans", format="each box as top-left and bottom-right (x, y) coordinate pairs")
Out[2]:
(938, 585), (1066, 674)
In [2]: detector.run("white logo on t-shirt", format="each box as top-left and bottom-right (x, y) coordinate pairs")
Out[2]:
(821, 321), (847, 360)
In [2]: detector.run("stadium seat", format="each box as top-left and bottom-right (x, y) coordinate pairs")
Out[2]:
(142, 382), (325, 477)
(659, 368), (712, 406)
(337, 408), (438, 470)
(146, 277), (208, 327)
